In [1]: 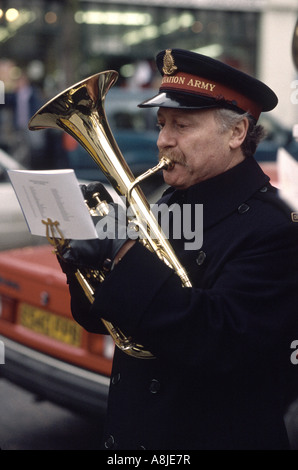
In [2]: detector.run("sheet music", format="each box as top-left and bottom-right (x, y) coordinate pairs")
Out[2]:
(277, 147), (298, 211)
(8, 169), (98, 239)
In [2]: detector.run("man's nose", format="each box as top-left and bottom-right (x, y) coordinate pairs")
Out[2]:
(157, 127), (176, 149)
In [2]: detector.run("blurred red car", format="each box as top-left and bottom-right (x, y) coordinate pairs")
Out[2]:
(0, 244), (113, 416)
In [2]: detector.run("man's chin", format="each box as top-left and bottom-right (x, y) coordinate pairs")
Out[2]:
(163, 167), (184, 188)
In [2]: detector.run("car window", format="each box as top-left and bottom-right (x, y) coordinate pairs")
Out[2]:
(105, 88), (158, 133)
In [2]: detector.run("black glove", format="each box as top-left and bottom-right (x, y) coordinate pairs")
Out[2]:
(80, 181), (113, 208)
(62, 202), (129, 270)
(59, 182), (132, 272)
(57, 252), (77, 277)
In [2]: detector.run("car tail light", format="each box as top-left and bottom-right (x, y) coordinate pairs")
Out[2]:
(88, 333), (104, 356)
(0, 294), (17, 323)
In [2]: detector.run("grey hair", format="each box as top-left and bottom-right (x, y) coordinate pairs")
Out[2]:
(214, 108), (266, 158)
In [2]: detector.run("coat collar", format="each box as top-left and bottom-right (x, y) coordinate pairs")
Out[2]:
(159, 158), (270, 229)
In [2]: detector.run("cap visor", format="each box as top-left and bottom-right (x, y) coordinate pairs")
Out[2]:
(138, 91), (221, 110)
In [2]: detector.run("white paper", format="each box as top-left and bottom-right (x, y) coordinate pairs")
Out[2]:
(7, 169), (98, 240)
(277, 148), (298, 211)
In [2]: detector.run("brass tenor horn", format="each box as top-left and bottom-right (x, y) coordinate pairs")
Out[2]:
(28, 70), (192, 359)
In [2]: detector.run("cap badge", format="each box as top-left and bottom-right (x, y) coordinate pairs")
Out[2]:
(162, 49), (177, 75)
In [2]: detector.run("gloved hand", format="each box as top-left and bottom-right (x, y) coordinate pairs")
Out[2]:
(58, 182), (131, 272)
(62, 203), (129, 270)
(80, 181), (113, 208)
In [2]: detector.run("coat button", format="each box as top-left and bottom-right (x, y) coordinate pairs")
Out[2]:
(237, 203), (250, 214)
(104, 434), (115, 449)
(112, 372), (121, 385)
(259, 186), (268, 192)
(196, 250), (206, 266)
(149, 379), (161, 394)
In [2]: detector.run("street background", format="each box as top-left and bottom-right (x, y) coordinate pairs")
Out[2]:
(0, 0), (297, 171)
(0, 0), (297, 451)
(0, 378), (104, 450)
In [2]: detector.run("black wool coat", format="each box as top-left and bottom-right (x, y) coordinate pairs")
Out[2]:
(68, 157), (298, 450)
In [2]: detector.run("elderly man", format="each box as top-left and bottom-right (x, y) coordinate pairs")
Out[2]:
(60, 49), (298, 450)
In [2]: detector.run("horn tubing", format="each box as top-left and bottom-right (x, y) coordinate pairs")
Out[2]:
(28, 70), (192, 359)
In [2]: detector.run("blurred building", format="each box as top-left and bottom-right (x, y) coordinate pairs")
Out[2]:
(0, 0), (296, 143)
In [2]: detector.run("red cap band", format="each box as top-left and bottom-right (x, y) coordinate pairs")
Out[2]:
(160, 71), (262, 120)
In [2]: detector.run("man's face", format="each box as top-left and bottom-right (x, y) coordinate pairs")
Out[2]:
(156, 107), (245, 190)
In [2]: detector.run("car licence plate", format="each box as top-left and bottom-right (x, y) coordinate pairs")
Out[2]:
(18, 303), (82, 347)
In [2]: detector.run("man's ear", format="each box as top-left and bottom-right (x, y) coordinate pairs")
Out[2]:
(229, 117), (249, 149)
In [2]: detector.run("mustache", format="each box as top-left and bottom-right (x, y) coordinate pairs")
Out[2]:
(158, 150), (186, 166)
